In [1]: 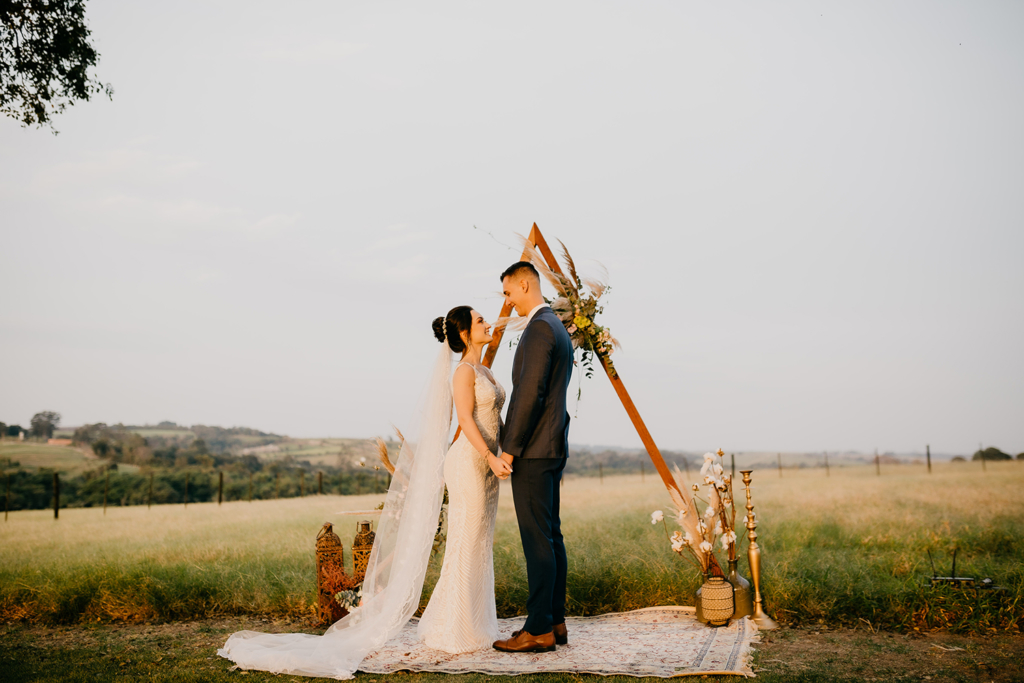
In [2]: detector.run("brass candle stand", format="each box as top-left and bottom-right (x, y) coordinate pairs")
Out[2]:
(740, 470), (778, 630)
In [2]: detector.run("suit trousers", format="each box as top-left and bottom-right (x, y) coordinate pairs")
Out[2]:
(510, 456), (568, 636)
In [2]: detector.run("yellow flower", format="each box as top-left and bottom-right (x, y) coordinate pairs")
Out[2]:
(573, 315), (592, 330)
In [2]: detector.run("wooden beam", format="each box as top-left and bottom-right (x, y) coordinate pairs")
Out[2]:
(479, 223), (682, 497)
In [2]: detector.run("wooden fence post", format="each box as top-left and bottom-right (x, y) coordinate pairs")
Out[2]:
(926, 444), (931, 474)
(103, 470), (109, 515)
(53, 472), (59, 520)
(218, 471), (223, 505)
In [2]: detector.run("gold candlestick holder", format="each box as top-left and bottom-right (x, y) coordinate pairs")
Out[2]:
(740, 470), (778, 630)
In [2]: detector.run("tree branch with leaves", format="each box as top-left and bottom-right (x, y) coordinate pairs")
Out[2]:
(1, 0), (112, 132)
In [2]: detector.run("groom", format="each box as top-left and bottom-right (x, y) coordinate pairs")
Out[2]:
(493, 261), (574, 654)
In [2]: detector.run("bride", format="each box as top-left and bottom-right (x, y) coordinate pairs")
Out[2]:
(218, 306), (512, 679)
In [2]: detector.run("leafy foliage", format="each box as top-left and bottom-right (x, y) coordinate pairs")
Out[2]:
(29, 410), (60, 439)
(0, 0), (112, 131)
(972, 447), (1012, 461)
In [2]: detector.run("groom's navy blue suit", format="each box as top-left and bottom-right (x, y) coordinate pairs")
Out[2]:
(502, 305), (574, 636)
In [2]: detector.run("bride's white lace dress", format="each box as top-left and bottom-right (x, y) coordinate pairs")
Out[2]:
(418, 362), (504, 652)
(217, 346), (504, 679)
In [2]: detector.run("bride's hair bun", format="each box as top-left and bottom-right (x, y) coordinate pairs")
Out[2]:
(432, 306), (473, 353)
(431, 316), (447, 343)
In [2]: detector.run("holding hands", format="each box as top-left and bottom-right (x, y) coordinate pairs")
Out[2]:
(489, 452), (513, 480)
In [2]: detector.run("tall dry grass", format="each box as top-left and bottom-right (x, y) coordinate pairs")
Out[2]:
(1, 461), (1021, 632)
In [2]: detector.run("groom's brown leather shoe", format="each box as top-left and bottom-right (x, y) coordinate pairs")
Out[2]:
(493, 629), (556, 653)
(510, 623), (567, 645)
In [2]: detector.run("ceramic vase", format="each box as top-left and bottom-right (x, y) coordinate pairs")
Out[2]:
(728, 559), (754, 619)
(695, 575), (734, 627)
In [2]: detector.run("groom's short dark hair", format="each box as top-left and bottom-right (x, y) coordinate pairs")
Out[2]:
(501, 261), (539, 283)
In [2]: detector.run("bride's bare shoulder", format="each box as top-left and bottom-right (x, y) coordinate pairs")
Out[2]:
(453, 363), (477, 384)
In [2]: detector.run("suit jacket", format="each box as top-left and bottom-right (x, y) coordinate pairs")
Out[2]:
(502, 306), (574, 460)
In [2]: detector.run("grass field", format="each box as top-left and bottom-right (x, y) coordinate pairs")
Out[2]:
(0, 441), (100, 474)
(1, 462), (1021, 634)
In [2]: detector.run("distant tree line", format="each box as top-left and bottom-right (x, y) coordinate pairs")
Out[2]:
(1, 419), (390, 512)
(0, 410), (61, 439)
(970, 447), (1018, 461)
(1, 464), (390, 512)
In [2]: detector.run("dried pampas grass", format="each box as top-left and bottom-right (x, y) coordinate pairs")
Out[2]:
(374, 426), (406, 475)
(516, 233), (572, 298)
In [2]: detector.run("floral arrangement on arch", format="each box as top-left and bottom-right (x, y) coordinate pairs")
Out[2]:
(651, 449), (739, 577)
(515, 235), (621, 380)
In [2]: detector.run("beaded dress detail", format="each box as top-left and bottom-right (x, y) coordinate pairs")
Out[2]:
(417, 362), (505, 653)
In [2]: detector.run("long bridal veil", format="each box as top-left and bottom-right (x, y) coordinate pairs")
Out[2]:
(218, 342), (453, 679)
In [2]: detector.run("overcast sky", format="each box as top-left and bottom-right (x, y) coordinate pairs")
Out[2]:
(1, 1), (1021, 455)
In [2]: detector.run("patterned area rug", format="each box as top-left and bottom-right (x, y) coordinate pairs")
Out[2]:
(359, 606), (759, 678)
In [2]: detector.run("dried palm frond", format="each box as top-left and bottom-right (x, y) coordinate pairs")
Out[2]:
(374, 437), (395, 475)
(557, 239), (580, 286)
(494, 316), (529, 334)
(581, 263), (609, 299)
(516, 233), (572, 298)
(549, 297), (574, 321)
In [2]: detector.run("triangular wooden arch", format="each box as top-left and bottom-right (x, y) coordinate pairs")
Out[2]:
(482, 223), (682, 499)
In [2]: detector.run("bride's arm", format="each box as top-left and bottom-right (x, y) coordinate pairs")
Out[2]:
(453, 365), (512, 479)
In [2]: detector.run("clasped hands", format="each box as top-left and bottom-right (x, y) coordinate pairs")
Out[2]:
(488, 451), (513, 480)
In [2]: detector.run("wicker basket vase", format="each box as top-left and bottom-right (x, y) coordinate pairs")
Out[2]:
(695, 575), (734, 627)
